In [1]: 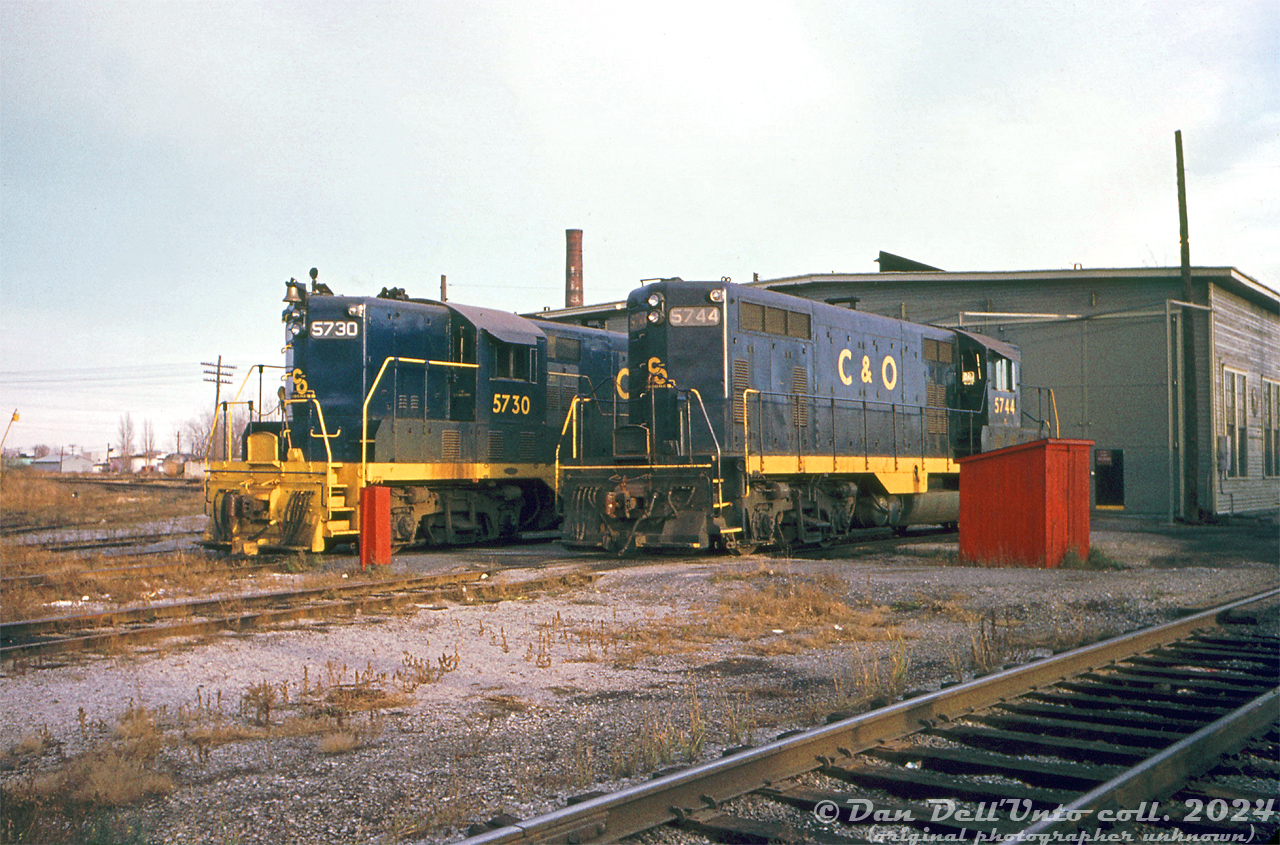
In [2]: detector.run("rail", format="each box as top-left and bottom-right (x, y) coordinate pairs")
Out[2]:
(458, 587), (1280, 845)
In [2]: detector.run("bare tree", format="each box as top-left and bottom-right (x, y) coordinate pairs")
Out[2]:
(186, 407), (251, 461)
(117, 413), (135, 472)
(185, 410), (216, 460)
(142, 419), (156, 462)
(32, 444), (51, 459)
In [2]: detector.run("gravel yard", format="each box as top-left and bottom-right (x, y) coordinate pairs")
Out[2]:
(1, 514), (1276, 844)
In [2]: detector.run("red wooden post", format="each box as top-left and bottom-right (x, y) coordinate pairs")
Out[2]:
(360, 486), (392, 569)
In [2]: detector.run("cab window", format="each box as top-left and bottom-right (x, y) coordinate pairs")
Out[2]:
(491, 339), (534, 382)
(992, 356), (1015, 391)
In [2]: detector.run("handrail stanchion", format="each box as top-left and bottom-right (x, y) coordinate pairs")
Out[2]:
(361, 357), (428, 487)
(742, 389), (760, 481)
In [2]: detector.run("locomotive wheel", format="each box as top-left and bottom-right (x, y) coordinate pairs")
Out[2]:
(728, 543), (758, 557)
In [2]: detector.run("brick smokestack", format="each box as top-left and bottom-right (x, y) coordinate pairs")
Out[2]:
(565, 228), (583, 308)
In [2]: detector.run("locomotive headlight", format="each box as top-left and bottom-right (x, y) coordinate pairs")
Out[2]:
(708, 289), (725, 303)
(646, 293), (664, 308)
(646, 310), (664, 324)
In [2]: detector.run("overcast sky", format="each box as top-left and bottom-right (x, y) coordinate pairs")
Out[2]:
(2, 0), (1277, 455)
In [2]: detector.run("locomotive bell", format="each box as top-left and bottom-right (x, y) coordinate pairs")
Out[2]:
(283, 278), (305, 303)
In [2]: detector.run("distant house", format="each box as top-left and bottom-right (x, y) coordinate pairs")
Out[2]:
(31, 453), (94, 473)
(130, 454), (164, 474)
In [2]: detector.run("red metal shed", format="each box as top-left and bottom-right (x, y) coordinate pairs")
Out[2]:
(957, 438), (1093, 567)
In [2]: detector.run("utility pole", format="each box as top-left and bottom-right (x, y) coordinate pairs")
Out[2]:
(202, 357), (236, 460)
(0, 409), (17, 477)
(1175, 130), (1200, 521)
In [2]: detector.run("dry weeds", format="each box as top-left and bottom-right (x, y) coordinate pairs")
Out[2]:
(0, 471), (201, 532)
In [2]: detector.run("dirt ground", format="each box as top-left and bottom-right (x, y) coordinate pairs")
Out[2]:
(0, 507), (1276, 845)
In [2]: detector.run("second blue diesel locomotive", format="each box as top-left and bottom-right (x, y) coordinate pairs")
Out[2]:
(560, 279), (1042, 553)
(204, 272), (626, 554)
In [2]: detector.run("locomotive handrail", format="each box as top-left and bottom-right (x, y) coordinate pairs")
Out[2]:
(361, 356), (428, 487)
(740, 388), (983, 474)
(201, 364), (292, 462)
(685, 388), (725, 511)
(553, 395), (583, 495)
(282, 396), (337, 465)
(1021, 385), (1060, 438)
(741, 388), (761, 482)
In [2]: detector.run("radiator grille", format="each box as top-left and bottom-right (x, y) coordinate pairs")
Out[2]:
(732, 359), (751, 424)
(519, 432), (537, 462)
(791, 367), (809, 428)
(441, 430), (461, 461)
(488, 431), (505, 462)
(927, 383), (948, 435)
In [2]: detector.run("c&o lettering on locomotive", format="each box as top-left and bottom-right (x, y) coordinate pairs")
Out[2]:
(492, 393), (532, 415)
(837, 349), (899, 391)
(647, 357), (670, 388)
(615, 367), (630, 400)
(881, 355), (898, 391)
(291, 368), (314, 398)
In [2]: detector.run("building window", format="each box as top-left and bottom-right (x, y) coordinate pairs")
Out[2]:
(1265, 380), (1279, 478)
(1223, 370), (1248, 477)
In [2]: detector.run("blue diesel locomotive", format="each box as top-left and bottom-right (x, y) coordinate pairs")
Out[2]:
(560, 278), (1044, 553)
(204, 272), (626, 554)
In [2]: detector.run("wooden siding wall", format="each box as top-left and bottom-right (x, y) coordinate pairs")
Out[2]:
(1211, 285), (1280, 513)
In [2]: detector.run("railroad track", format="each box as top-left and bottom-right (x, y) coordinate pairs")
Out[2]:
(457, 589), (1280, 844)
(30, 529), (203, 554)
(0, 568), (598, 664)
(0, 555), (278, 588)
